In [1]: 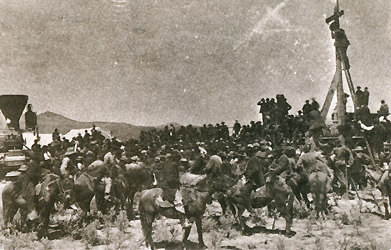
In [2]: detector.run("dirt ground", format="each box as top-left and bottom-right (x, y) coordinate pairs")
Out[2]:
(0, 180), (390, 250)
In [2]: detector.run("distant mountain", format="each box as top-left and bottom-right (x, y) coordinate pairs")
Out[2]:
(37, 111), (168, 141)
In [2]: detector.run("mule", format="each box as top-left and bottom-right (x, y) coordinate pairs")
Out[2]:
(138, 173), (211, 249)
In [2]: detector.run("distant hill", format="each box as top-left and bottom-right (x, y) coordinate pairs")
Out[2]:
(37, 111), (176, 141)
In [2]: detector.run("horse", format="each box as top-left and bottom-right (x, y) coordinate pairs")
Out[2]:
(2, 173), (39, 232)
(308, 171), (331, 218)
(138, 172), (211, 249)
(105, 172), (127, 214)
(35, 174), (74, 238)
(73, 164), (112, 220)
(123, 163), (155, 219)
(286, 171), (311, 209)
(366, 168), (391, 219)
(225, 172), (294, 235)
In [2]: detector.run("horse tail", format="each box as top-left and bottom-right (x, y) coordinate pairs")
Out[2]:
(309, 171), (328, 217)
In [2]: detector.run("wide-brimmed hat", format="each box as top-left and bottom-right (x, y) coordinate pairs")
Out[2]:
(131, 156), (140, 161)
(18, 165), (28, 172)
(120, 153), (128, 161)
(352, 146), (364, 152)
(255, 151), (268, 158)
(65, 147), (77, 156)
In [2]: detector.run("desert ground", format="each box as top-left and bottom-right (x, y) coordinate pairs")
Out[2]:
(0, 180), (390, 250)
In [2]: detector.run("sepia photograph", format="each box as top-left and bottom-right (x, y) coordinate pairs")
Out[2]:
(0, 0), (390, 249)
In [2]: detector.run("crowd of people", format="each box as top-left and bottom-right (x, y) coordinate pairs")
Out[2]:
(4, 93), (391, 239)
(22, 93), (391, 195)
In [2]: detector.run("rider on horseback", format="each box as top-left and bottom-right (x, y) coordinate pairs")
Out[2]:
(60, 148), (78, 179)
(155, 152), (185, 214)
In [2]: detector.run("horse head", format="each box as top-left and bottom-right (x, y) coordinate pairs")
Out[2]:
(59, 177), (74, 208)
(102, 176), (112, 202)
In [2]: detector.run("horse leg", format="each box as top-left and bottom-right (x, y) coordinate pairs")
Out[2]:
(182, 224), (192, 246)
(292, 188), (302, 206)
(227, 197), (237, 216)
(19, 207), (32, 233)
(3, 206), (17, 230)
(126, 190), (136, 220)
(237, 204), (246, 231)
(181, 216), (193, 248)
(388, 195), (391, 220)
(95, 192), (107, 214)
(315, 192), (321, 219)
(195, 217), (207, 248)
(301, 190), (311, 209)
(38, 208), (50, 239)
(322, 194), (329, 216)
(271, 210), (277, 230)
(144, 214), (156, 249)
(139, 205), (155, 249)
(79, 199), (91, 224)
(282, 194), (294, 235)
(218, 197), (227, 215)
(383, 194), (390, 219)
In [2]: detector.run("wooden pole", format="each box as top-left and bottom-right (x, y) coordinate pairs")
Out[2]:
(336, 51), (345, 126)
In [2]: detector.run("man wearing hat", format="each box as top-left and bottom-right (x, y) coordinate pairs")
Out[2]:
(296, 147), (331, 179)
(330, 21), (350, 70)
(233, 120), (241, 137)
(330, 142), (353, 195)
(18, 164), (28, 172)
(355, 86), (363, 108)
(269, 146), (296, 182)
(104, 145), (119, 166)
(179, 157), (190, 171)
(350, 146), (371, 189)
(154, 153), (184, 213)
(60, 147), (78, 178)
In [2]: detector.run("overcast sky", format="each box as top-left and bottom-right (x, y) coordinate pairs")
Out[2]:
(0, 0), (390, 126)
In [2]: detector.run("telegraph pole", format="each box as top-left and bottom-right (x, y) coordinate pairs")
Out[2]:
(322, 0), (346, 125)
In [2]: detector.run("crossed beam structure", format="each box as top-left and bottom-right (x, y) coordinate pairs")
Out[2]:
(321, 1), (357, 125)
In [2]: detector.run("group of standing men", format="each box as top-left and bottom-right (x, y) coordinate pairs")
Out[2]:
(354, 86), (370, 109)
(257, 94), (292, 125)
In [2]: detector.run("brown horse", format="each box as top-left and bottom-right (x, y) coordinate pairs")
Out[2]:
(226, 174), (294, 235)
(308, 171), (331, 218)
(73, 164), (112, 219)
(138, 173), (211, 249)
(123, 163), (155, 219)
(286, 171), (311, 209)
(35, 174), (74, 238)
(366, 168), (391, 219)
(2, 174), (39, 231)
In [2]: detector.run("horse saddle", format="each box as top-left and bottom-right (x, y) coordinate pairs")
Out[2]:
(251, 185), (268, 199)
(156, 195), (174, 208)
(75, 173), (95, 192)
